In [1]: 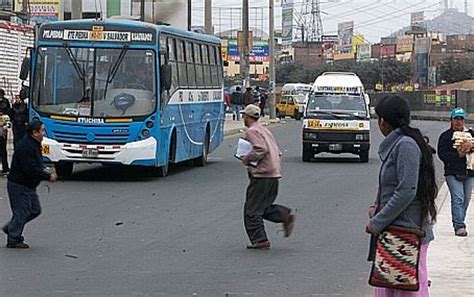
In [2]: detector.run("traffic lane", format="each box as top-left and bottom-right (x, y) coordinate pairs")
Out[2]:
(0, 119), (448, 296)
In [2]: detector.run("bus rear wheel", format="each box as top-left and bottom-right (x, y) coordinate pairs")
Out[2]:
(194, 131), (210, 167)
(55, 162), (73, 178)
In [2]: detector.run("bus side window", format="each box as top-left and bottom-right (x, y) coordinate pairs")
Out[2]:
(186, 41), (196, 87)
(176, 39), (188, 87)
(201, 44), (211, 87)
(194, 43), (204, 87)
(209, 46), (218, 87)
(167, 37), (179, 94)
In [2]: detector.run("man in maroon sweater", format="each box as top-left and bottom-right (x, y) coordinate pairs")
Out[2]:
(241, 104), (295, 249)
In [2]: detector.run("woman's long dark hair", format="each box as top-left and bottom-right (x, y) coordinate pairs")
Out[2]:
(375, 95), (438, 223)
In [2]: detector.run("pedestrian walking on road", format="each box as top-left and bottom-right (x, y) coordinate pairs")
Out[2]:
(243, 87), (254, 106)
(240, 104), (295, 250)
(437, 107), (473, 237)
(366, 95), (437, 296)
(2, 120), (57, 248)
(230, 86), (243, 121)
(10, 95), (29, 150)
(0, 88), (11, 175)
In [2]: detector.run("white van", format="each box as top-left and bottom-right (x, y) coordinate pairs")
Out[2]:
(302, 72), (371, 162)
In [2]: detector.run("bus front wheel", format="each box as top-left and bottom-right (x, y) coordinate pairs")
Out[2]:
(55, 162), (74, 178)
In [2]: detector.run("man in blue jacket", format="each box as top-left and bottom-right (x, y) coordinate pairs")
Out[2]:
(2, 120), (57, 248)
(438, 108), (473, 237)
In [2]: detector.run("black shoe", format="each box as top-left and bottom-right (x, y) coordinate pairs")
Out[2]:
(2, 224), (8, 235)
(6, 242), (29, 249)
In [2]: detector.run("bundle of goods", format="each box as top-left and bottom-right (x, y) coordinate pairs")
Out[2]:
(452, 131), (474, 170)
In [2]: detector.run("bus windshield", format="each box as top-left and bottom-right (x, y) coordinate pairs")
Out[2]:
(32, 46), (156, 118)
(306, 94), (367, 117)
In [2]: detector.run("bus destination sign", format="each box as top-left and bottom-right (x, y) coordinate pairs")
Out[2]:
(40, 26), (155, 44)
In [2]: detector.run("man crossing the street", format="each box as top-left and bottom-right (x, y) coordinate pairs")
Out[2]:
(2, 120), (57, 248)
(240, 104), (295, 249)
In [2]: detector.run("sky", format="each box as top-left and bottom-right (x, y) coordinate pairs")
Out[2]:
(190, 0), (472, 42)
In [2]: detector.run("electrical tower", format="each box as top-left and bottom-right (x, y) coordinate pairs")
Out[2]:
(300, 0), (323, 42)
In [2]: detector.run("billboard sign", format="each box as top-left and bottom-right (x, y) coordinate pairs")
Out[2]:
(228, 39), (270, 62)
(321, 35), (338, 43)
(281, 0), (293, 45)
(411, 11), (424, 26)
(356, 43), (371, 61)
(338, 21), (353, 53)
(396, 35), (413, 53)
(15, 0), (61, 24)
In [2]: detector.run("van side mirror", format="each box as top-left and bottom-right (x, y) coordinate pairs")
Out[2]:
(19, 57), (30, 81)
(161, 64), (172, 91)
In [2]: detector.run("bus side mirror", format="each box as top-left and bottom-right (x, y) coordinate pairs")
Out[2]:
(161, 64), (172, 91)
(19, 82), (29, 100)
(19, 57), (30, 81)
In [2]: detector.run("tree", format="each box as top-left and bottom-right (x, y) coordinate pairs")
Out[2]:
(438, 56), (474, 84)
(275, 60), (411, 90)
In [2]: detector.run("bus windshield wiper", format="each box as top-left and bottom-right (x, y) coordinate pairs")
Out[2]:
(63, 45), (89, 102)
(103, 45), (128, 100)
(64, 45), (85, 81)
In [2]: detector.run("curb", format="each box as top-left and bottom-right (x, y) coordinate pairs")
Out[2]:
(223, 118), (281, 137)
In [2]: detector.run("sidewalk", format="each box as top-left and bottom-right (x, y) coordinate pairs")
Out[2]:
(223, 113), (280, 136)
(428, 182), (474, 296)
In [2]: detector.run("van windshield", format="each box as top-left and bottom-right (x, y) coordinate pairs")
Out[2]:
(306, 94), (367, 117)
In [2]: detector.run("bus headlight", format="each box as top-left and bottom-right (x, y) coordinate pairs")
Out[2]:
(141, 129), (150, 137)
(146, 121), (154, 129)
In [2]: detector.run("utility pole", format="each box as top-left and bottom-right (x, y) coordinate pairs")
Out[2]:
(71, 0), (82, 20)
(140, 0), (145, 21)
(21, 0), (29, 24)
(240, 0), (250, 87)
(465, 0), (468, 14)
(269, 0), (276, 119)
(205, 0), (212, 34)
(188, 0), (192, 30)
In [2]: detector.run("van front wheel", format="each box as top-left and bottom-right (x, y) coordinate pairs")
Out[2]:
(359, 150), (369, 163)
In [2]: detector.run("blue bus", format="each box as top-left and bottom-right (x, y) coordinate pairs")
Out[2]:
(20, 19), (225, 177)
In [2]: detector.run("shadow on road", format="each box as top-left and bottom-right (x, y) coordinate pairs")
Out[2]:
(284, 155), (364, 163)
(61, 161), (218, 182)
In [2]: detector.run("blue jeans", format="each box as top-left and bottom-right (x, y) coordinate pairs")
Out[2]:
(232, 105), (241, 120)
(5, 181), (42, 244)
(446, 175), (473, 231)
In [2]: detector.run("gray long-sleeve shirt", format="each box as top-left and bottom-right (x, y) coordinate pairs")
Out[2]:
(370, 129), (434, 244)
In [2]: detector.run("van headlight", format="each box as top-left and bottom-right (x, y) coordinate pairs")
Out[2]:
(355, 134), (369, 141)
(303, 132), (318, 140)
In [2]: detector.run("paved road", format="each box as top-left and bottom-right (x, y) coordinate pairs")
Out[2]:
(0, 119), (447, 297)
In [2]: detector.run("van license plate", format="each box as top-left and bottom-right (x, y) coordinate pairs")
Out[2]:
(329, 144), (342, 151)
(82, 148), (99, 158)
